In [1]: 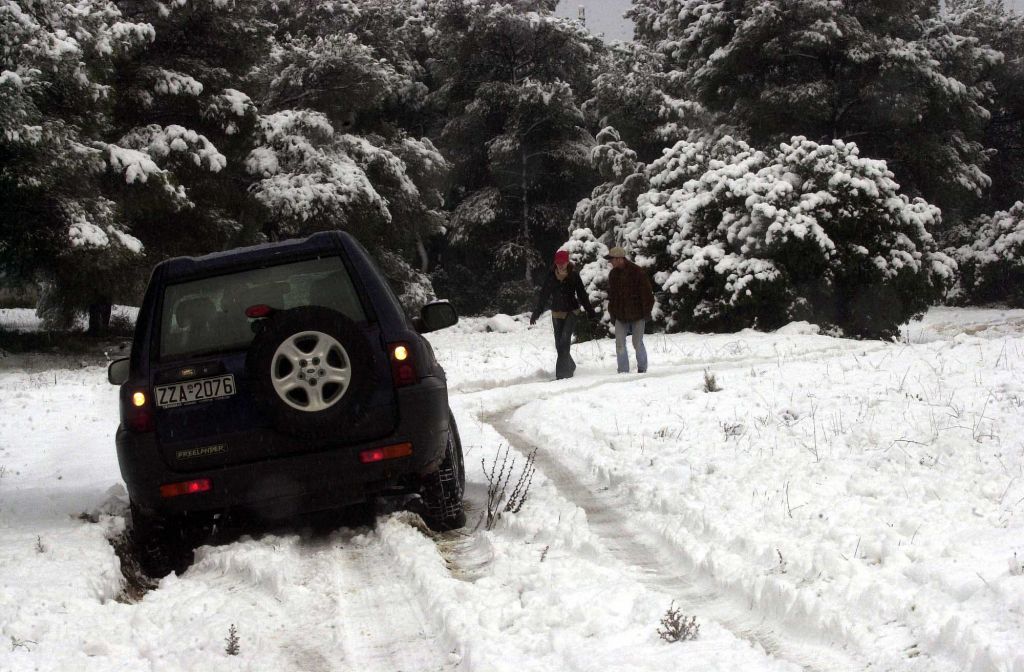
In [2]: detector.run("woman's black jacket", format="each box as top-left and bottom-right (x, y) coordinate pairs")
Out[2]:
(530, 265), (598, 322)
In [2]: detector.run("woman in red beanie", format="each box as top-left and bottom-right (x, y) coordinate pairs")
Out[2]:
(530, 249), (598, 379)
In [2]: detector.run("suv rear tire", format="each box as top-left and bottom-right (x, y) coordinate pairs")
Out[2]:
(420, 413), (466, 531)
(130, 502), (195, 578)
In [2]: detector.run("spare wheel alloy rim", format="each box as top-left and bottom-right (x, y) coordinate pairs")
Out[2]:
(270, 330), (352, 412)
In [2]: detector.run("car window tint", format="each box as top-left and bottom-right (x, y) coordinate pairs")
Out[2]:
(159, 256), (366, 359)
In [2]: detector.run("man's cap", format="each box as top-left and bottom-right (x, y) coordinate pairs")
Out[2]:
(554, 249), (570, 265)
(604, 246), (627, 260)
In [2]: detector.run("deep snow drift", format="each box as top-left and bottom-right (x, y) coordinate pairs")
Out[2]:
(0, 307), (1021, 671)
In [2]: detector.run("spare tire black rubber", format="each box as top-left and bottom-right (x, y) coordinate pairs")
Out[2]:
(246, 306), (375, 438)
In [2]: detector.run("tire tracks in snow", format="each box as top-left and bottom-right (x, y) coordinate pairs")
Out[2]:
(283, 531), (456, 672)
(143, 524), (457, 672)
(455, 343), (886, 672)
(487, 409), (862, 672)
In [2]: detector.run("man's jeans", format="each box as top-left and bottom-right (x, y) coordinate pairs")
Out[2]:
(615, 319), (647, 373)
(552, 311), (578, 379)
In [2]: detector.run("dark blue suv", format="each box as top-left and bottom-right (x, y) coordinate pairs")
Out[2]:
(108, 231), (465, 575)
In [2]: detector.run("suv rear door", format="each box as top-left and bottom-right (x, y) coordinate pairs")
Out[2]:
(150, 254), (397, 471)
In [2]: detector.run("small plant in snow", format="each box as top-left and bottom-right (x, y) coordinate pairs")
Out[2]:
(779, 409), (801, 427)
(720, 421), (744, 440)
(35, 536), (45, 554)
(10, 636), (36, 652)
(771, 548), (788, 574)
(225, 624), (240, 656)
(654, 426), (683, 440)
(658, 602), (700, 643)
(1011, 553), (1024, 577)
(482, 445), (537, 531)
(702, 369), (721, 393)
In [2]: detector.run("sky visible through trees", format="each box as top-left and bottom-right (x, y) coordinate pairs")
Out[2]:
(554, 0), (633, 41)
(555, 0), (1024, 42)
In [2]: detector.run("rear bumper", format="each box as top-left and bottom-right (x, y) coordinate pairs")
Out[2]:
(117, 377), (449, 518)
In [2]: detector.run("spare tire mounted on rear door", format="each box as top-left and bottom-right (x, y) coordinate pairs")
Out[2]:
(247, 306), (374, 438)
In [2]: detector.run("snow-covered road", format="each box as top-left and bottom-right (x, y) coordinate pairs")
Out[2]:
(1, 307), (1022, 671)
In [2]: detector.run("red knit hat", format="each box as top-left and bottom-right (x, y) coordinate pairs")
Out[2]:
(554, 250), (570, 265)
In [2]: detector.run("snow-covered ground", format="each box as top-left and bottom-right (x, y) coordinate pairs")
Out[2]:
(1, 307), (1022, 671)
(0, 306), (139, 334)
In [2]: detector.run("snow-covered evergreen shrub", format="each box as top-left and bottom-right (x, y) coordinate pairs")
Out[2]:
(562, 228), (610, 322)
(629, 136), (956, 339)
(492, 280), (536, 316)
(570, 128), (650, 243)
(951, 202), (1024, 306)
(375, 250), (435, 316)
(584, 44), (701, 160)
(565, 128), (644, 323)
(628, 0), (997, 220)
(1, 0), (153, 321)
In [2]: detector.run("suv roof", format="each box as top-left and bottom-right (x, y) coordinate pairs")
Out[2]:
(159, 231), (348, 282)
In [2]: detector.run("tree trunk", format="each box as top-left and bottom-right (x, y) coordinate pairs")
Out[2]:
(87, 301), (112, 336)
(522, 145), (532, 282)
(416, 235), (430, 273)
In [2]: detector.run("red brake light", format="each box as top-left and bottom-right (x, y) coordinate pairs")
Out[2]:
(359, 443), (413, 464)
(245, 304), (274, 318)
(389, 342), (417, 387)
(159, 478), (212, 498)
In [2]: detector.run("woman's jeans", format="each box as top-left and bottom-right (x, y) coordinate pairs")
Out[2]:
(615, 319), (647, 373)
(552, 311), (578, 379)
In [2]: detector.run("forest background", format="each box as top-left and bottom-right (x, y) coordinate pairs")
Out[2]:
(3, 0), (1024, 340)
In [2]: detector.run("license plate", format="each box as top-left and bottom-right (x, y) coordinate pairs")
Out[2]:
(155, 374), (236, 408)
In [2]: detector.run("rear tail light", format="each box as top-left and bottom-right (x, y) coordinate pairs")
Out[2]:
(389, 342), (417, 387)
(359, 443), (413, 464)
(126, 388), (155, 432)
(245, 304), (274, 318)
(159, 478), (212, 498)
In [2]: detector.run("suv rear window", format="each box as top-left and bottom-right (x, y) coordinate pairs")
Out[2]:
(159, 256), (366, 359)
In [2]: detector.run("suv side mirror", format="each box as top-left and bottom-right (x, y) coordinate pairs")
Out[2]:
(108, 358), (130, 386)
(417, 301), (458, 333)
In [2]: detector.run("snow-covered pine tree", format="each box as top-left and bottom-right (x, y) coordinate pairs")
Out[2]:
(245, 110), (390, 237)
(253, 0), (450, 305)
(951, 201), (1024, 307)
(1, 0), (154, 330)
(566, 127), (647, 316)
(260, 0), (437, 134)
(628, 136), (957, 339)
(944, 0), (1024, 219)
(477, 78), (592, 277)
(109, 0), (272, 261)
(628, 0), (997, 224)
(571, 127), (648, 244)
(584, 41), (702, 163)
(431, 1), (603, 312)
